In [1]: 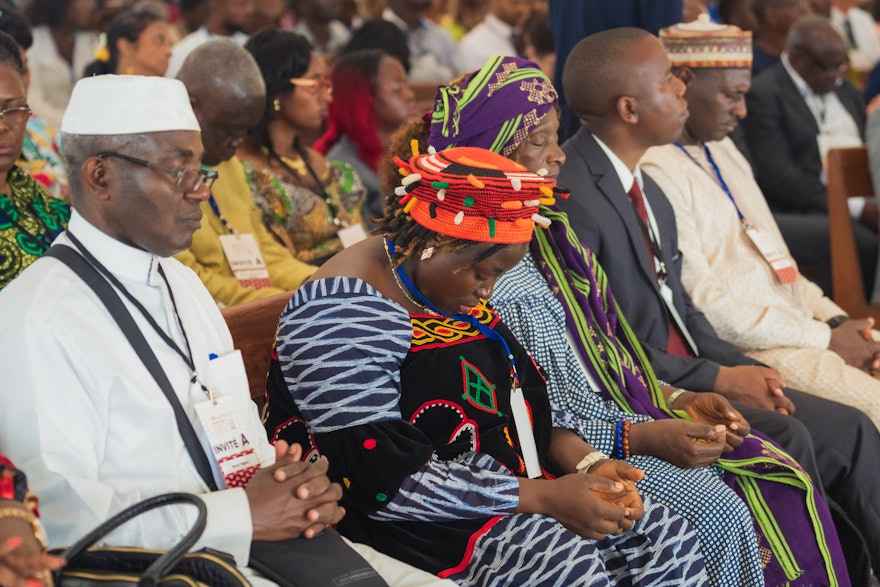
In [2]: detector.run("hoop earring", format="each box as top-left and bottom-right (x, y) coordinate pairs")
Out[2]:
(273, 98), (281, 112)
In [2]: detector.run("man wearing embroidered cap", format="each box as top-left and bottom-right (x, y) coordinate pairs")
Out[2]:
(264, 144), (710, 585)
(643, 14), (880, 580)
(0, 74), (454, 587)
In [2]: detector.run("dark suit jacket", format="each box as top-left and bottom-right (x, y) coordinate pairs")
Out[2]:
(743, 61), (866, 214)
(557, 129), (756, 392)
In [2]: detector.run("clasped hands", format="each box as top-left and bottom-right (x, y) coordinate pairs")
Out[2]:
(629, 390), (750, 469)
(828, 317), (880, 378)
(245, 441), (345, 542)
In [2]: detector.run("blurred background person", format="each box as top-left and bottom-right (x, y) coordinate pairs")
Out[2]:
(0, 30), (70, 290)
(752, 0), (807, 76)
(166, 0), (255, 76)
(293, 0), (351, 57)
(456, 0), (532, 72)
(383, 0), (459, 82)
(0, 5), (70, 202)
(431, 0), (488, 40)
(83, 1), (173, 76)
(718, 0), (758, 30)
(245, 0), (290, 33)
(342, 18), (410, 72)
(239, 29), (367, 265)
(522, 8), (553, 80)
(315, 48), (416, 229)
(830, 0), (880, 72)
(23, 0), (100, 129)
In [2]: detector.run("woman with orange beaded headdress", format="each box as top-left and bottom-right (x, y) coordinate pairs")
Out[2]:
(262, 145), (709, 585)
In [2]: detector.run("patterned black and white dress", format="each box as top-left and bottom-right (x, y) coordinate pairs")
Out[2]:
(264, 276), (709, 586)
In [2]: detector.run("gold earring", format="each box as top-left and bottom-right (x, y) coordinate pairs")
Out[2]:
(273, 98), (281, 112)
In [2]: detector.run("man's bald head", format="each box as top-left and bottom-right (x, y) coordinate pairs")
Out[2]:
(785, 14), (847, 94)
(786, 13), (843, 51)
(177, 40), (266, 165)
(562, 28), (656, 123)
(177, 39), (265, 106)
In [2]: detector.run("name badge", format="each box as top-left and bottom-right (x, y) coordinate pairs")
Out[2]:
(194, 395), (261, 489)
(745, 226), (798, 285)
(509, 386), (542, 479)
(337, 223), (368, 248)
(219, 233), (272, 291)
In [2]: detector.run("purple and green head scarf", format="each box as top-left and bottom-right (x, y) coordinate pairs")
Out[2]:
(428, 56), (558, 157)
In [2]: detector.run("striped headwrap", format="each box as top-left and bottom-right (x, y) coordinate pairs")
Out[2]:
(393, 146), (563, 243)
(428, 56), (558, 157)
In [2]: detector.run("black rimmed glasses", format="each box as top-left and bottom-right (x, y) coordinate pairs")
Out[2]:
(97, 152), (218, 192)
(289, 76), (333, 95)
(0, 105), (31, 126)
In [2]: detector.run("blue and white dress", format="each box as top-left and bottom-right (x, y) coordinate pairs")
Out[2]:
(492, 253), (765, 587)
(264, 276), (709, 586)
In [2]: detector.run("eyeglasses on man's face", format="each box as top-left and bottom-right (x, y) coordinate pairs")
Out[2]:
(289, 76), (333, 95)
(0, 105), (31, 126)
(97, 152), (218, 192)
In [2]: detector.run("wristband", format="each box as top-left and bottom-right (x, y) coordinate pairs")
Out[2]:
(667, 388), (688, 408)
(575, 451), (609, 474)
(827, 315), (850, 329)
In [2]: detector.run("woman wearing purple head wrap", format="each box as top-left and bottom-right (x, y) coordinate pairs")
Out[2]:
(385, 54), (847, 587)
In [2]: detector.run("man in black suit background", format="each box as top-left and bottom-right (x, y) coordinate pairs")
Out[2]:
(744, 14), (877, 296)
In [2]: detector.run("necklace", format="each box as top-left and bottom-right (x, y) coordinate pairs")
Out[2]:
(383, 237), (437, 314)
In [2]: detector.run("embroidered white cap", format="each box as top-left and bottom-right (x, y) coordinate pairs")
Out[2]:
(60, 75), (201, 135)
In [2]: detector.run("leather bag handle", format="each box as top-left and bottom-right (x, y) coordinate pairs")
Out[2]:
(56, 492), (207, 587)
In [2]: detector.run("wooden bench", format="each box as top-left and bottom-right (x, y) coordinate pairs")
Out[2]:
(221, 291), (294, 411)
(826, 146), (880, 322)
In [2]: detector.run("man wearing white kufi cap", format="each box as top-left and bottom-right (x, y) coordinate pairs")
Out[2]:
(0, 75), (454, 587)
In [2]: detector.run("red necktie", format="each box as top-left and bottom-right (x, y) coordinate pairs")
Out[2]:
(626, 180), (693, 358)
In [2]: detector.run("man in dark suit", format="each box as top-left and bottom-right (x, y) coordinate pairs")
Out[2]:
(744, 14), (877, 296)
(556, 28), (880, 578)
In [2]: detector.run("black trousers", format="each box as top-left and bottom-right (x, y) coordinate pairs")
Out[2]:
(736, 389), (880, 582)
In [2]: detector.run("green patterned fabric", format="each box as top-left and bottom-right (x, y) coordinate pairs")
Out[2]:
(0, 166), (70, 290)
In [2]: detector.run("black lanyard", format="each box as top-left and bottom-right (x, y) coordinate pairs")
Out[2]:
(628, 185), (668, 285)
(66, 231), (210, 398)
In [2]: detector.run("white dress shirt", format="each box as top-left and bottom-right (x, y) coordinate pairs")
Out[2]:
(0, 210), (273, 567)
(831, 6), (880, 71)
(166, 27), (249, 78)
(383, 8), (460, 83)
(456, 13), (518, 73)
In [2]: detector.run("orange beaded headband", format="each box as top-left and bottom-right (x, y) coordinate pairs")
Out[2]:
(393, 144), (567, 244)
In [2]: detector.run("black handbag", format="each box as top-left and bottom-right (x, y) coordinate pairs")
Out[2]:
(50, 492), (251, 587)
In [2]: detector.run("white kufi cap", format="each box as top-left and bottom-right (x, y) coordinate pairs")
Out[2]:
(60, 75), (201, 135)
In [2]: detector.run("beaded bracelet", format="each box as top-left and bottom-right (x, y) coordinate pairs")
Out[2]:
(621, 419), (631, 459)
(614, 420), (624, 459)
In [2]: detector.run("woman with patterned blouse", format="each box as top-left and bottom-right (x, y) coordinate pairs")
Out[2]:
(263, 145), (709, 586)
(0, 31), (69, 290)
(238, 29), (367, 266)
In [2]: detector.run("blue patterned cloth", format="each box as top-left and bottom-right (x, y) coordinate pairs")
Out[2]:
(492, 254), (765, 587)
(270, 275), (710, 585)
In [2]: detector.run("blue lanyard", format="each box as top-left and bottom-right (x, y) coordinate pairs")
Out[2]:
(207, 192), (235, 235)
(674, 142), (746, 224)
(386, 238), (521, 388)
